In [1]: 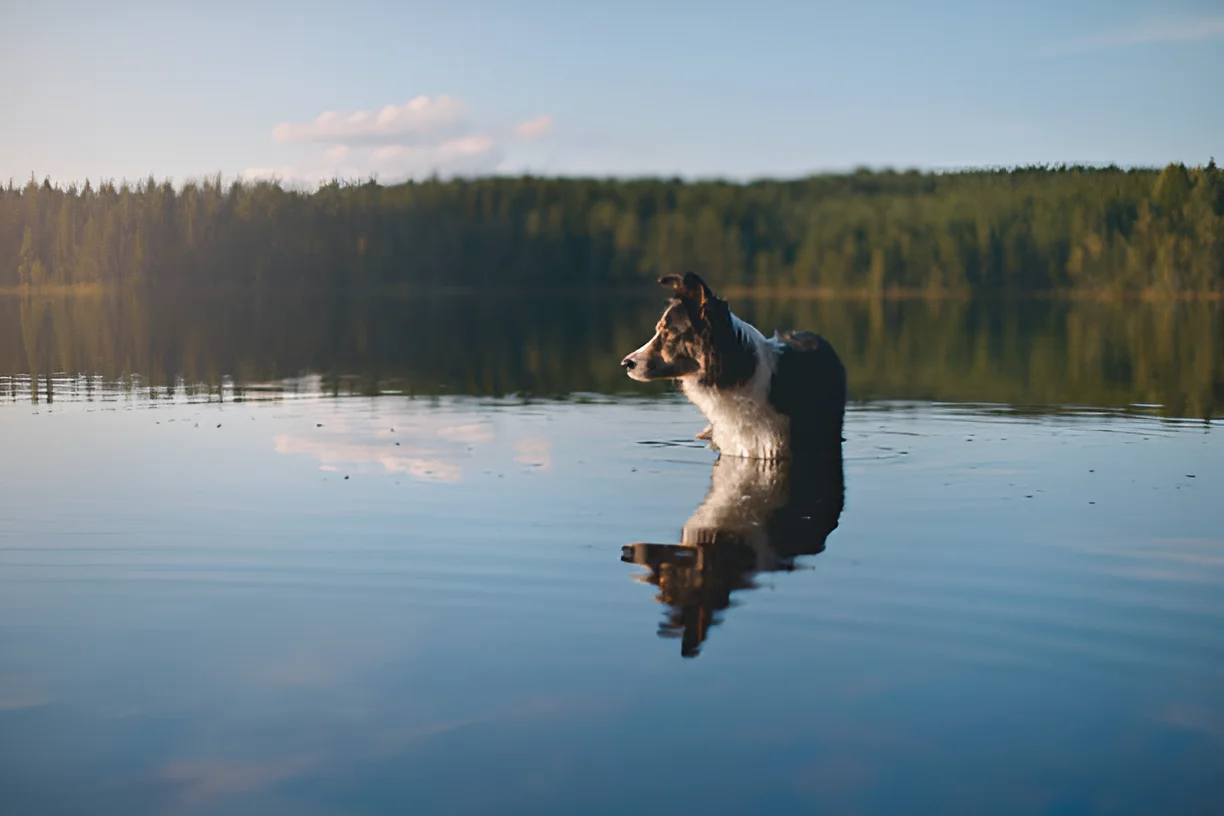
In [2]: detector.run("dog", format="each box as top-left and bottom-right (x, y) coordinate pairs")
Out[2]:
(621, 273), (846, 459)
(621, 447), (845, 658)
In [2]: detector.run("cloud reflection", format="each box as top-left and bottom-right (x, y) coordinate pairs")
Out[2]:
(513, 437), (551, 469)
(273, 435), (463, 483)
(163, 756), (318, 808)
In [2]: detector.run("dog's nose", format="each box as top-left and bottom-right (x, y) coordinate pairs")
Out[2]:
(621, 357), (636, 370)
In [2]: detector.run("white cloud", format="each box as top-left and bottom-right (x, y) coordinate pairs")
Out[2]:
(272, 95), (468, 146)
(515, 114), (554, 140)
(1048, 15), (1224, 54)
(245, 96), (549, 184)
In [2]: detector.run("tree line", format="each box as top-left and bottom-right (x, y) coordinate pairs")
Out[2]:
(1, 163), (1222, 294)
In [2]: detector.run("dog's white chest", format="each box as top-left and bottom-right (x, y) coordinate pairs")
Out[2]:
(683, 379), (791, 460)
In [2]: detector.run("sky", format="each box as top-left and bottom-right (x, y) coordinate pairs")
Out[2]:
(1, 0), (1221, 186)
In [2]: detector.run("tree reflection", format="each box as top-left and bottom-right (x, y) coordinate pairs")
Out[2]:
(2, 292), (1221, 418)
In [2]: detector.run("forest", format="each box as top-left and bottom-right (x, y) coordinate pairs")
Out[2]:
(1, 163), (1222, 295)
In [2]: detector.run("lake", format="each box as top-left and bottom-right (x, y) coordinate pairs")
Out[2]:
(1, 293), (1222, 815)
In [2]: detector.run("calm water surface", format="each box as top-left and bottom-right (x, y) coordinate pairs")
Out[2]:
(1, 294), (1223, 815)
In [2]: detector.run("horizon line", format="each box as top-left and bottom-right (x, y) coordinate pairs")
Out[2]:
(3, 160), (1215, 193)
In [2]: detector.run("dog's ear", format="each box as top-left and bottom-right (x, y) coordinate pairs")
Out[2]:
(659, 274), (705, 327)
(659, 272), (717, 306)
(658, 274), (688, 298)
(682, 272), (717, 303)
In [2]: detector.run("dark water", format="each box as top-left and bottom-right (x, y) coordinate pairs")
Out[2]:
(1, 293), (1223, 815)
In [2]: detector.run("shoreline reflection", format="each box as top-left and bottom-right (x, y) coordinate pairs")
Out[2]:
(3, 293), (1220, 418)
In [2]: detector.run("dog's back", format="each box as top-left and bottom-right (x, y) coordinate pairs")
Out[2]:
(768, 331), (847, 454)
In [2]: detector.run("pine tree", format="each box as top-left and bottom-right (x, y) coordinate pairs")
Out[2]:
(17, 226), (46, 287)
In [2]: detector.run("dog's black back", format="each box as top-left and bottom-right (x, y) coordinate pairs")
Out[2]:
(767, 331), (847, 453)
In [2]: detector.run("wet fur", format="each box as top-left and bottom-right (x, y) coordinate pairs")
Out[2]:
(622, 273), (846, 460)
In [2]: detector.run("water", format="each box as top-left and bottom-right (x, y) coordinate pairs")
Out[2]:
(1, 293), (1223, 815)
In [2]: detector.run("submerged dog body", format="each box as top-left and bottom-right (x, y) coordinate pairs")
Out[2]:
(621, 273), (846, 459)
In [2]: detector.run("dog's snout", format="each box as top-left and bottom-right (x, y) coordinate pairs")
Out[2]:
(621, 357), (636, 370)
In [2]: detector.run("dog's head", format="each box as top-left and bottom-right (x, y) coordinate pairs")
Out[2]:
(621, 273), (722, 382)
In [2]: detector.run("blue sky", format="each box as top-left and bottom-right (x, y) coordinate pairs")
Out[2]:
(2, 0), (1221, 185)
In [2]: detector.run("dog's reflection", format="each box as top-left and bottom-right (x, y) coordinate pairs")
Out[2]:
(622, 447), (844, 658)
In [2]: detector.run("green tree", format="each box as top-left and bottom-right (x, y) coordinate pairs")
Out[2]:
(17, 226), (46, 287)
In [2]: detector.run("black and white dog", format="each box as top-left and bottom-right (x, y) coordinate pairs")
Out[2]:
(621, 273), (846, 459)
